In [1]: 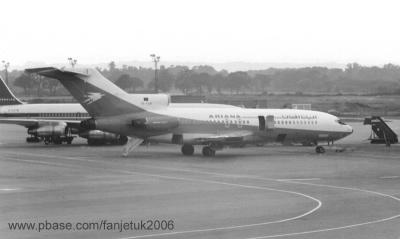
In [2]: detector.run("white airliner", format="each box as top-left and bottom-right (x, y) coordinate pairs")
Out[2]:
(26, 67), (353, 156)
(0, 76), (127, 145)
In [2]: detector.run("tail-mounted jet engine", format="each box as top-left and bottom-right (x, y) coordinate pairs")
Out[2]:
(79, 130), (128, 146)
(131, 116), (179, 131)
(80, 118), (97, 130)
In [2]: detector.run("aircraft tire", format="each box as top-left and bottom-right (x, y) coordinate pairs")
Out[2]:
(202, 146), (216, 157)
(181, 144), (194, 156)
(26, 137), (40, 143)
(316, 146), (325, 154)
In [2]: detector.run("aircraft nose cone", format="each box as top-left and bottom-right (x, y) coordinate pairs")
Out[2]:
(347, 125), (353, 135)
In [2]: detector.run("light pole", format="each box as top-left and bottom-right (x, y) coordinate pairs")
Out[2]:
(67, 57), (77, 68)
(150, 54), (160, 93)
(1, 60), (10, 86)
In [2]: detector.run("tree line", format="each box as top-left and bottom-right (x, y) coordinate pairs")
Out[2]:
(5, 62), (400, 97)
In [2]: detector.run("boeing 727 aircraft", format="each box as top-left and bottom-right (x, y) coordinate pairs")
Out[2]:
(27, 67), (353, 157)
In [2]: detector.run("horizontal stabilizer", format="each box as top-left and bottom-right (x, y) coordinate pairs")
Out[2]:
(25, 67), (89, 78)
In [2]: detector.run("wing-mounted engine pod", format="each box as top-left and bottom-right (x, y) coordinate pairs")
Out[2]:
(80, 118), (97, 130)
(28, 125), (67, 137)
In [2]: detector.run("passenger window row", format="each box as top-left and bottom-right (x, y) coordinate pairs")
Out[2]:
(275, 120), (317, 125)
(39, 113), (90, 118)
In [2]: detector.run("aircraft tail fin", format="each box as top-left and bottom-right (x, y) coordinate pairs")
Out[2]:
(25, 67), (144, 117)
(0, 76), (23, 105)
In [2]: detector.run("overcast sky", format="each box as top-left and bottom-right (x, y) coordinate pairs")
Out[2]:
(1, 0), (400, 68)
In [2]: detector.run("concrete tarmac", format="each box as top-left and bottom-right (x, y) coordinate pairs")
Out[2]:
(0, 123), (399, 239)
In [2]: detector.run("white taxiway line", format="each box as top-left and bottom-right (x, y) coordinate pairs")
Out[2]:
(0, 154), (322, 239)
(115, 165), (400, 238)
(0, 188), (19, 191)
(2, 151), (400, 239)
(246, 214), (400, 239)
(244, 180), (400, 239)
(276, 178), (321, 182)
(380, 176), (400, 179)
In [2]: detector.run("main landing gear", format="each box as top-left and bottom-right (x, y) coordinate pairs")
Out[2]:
(43, 136), (73, 145)
(27, 136), (73, 145)
(26, 136), (40, 143)
(202, 146), (216, 157)
(315, 145), (326, 154)
(181, 144), (194, 156)
(180, 144), (217, 157)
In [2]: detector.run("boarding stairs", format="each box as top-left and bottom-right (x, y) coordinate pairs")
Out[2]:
(364, 116), (398, 146)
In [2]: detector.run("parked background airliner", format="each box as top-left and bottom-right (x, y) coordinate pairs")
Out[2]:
(26, 67), (353, 156)
(0, 75), (129, 145)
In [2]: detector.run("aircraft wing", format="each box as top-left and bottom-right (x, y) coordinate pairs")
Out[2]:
(0, 118), (82, 128)
(192, 130), (253, 144)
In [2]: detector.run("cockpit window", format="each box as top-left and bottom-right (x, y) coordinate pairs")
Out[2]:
(335, 119), (347, 125)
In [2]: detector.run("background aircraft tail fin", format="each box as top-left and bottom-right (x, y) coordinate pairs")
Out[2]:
(0, 76), (23, 105)
(25, 67), (144, 117)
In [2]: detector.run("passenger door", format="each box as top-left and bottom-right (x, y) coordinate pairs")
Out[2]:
(258, 116), (265, 130)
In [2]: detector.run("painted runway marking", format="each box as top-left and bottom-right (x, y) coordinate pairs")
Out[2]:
(121, 179), (400, 239)
(243, 180), (400, 239)
(380, 176), (400, 179)
(113, 164), (400, 238)
(0, 154), (322, 238)
(0, 188), (19, 191)
(277, 178), (321, 182)
(0, 150), (312, 181)
(2, 151), (400, 238)
(247, 214), (400, 239)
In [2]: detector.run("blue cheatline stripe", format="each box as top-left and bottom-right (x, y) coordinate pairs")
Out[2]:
(0, 113), (90, 118)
